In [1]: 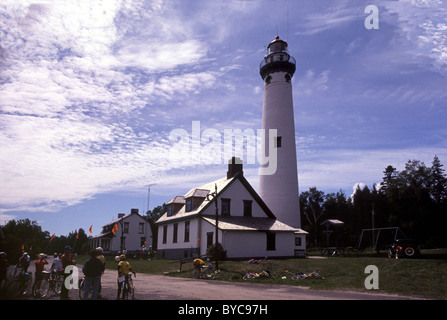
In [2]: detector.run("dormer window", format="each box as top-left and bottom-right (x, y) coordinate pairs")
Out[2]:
(166, 204), (173, 217)
(185, 198), (192, 212)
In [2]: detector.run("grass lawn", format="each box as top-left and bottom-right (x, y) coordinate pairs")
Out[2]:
(82, 248), (447, 299)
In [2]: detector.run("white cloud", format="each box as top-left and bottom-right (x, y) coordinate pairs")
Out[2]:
(297, 147), (447, 194)
(1, 0), (446, 224)
(116, 40), (208, 71)
(383, 0), (447, 76)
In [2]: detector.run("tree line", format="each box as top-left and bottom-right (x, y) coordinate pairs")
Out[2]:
(300, 155), (447, 249)
(0, 219), (90, 263)
(1, 156), (446, 261)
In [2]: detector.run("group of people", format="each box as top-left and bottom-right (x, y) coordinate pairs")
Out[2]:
(81, 247), (135, 300)
(0, 246), (136, 300)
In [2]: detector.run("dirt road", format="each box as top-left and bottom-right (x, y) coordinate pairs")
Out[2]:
(47, 266), (420, 300)
(4, 258), (423, 300)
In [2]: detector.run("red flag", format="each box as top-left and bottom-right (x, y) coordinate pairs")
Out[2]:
(89, 225), (93, 234)
(76, 232), (79, 239)
(112, 223), (119, 235)
(51, 233), (55, 240)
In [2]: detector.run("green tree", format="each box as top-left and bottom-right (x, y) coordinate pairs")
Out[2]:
(1, 219), (49, 262)
(430, 155), (447, 204)
(300, 187), (326, 247)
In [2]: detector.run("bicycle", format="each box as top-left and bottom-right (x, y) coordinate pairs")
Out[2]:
(33, 270), (63, 298)
(242, 269), (274, 280)
(7, 270), (32, 297)
(204, 264), (220, 279)
(307, 270), (325, 279)
(190, 265), (204, 279)
(282, 270), (307, 280)
(121, 273), (136, 300)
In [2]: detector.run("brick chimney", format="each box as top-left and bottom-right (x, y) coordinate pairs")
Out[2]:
(227, 157), (243, 179)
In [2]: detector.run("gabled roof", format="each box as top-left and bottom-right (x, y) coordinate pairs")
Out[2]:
(202, 216), (298, 232)
(166, 196), (186, 204)
(156, 173), (275, 225)
(102, 211), (147, 228)
(156, 176), (233, 224)
(185, 188), (209, 198)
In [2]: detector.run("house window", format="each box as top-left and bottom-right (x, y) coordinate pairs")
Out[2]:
(139, 222), (144, 234)
(123, 222), (129, 234)
(295, 237), (302, 246)
(162, 225), (167, 244)
(274, 136), (282, 148)
(167, 205), (172, 217)
(184, 221), (190, 242)
(185, 198), (192, 212)
(207, 232), (214, 248)
(173, 223), (178, 243)
(140, 237), (146, 246)
(221, 198), (231, 216)
(120, 237), (126, 249)
(243, 200), (252, 217)
(266, 232), (276, 251)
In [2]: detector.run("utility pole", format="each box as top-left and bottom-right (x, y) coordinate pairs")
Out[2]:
(206, 184), (219, 269)
(145, 184), (156, 214)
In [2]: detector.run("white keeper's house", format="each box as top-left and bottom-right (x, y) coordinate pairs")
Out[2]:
(89, 209), (152, 254)
(155, 158), (307, 259)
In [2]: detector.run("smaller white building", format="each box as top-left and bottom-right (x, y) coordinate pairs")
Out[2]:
(89, 209), (152, 254)
(156, 158), (307, 259)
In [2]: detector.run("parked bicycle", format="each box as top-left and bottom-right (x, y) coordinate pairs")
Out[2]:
(242, 269), (274, 280)
(282, 270), (307, 280)
(283, 269), (325, 280)
(34, 270), (63, 298)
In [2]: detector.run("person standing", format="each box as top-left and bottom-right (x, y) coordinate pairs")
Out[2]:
(60, 246), (76, 300)
(32, 253), (48, 295)
(82, 249), (104, 300)
(50, 253), (63, 273)
(0, 252), (8, 291)
(95, 247), (106, 298)
(18, 252), (30, 273)
(117, 254), (134, 300)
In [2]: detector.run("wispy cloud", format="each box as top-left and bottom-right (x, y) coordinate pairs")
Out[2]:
(0, 0), (446, 235)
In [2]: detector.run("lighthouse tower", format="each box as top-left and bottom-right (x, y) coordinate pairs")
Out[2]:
(259, 36), (301, 229)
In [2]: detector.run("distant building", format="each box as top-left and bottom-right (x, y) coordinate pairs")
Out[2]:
(155, 158), (307, 259)
(89, 209), (152, 254)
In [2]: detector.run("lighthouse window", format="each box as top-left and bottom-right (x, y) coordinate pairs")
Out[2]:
(275, 136), (282, 148)
(265, 75), (271, 85)
(285, 74), (291, 83)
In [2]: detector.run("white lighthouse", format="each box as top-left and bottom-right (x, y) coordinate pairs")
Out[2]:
(259, 36), (301, 230)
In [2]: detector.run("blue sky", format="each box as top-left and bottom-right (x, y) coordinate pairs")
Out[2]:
(1, 0), (446, 237)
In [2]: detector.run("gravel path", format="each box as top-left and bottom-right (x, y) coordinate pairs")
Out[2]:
(2, 257), (424, 300)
